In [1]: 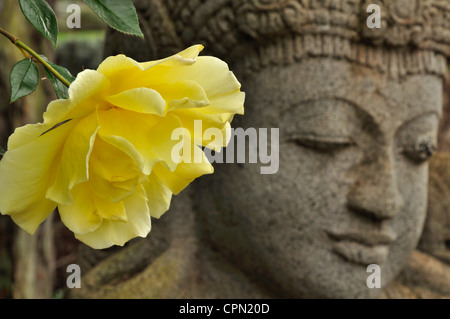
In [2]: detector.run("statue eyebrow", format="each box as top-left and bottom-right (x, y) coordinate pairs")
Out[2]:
(395, 111), (440, 135)
(40, 119), (73, 137)
(288, 97), (386, 142)
(333, 97), (386, 142)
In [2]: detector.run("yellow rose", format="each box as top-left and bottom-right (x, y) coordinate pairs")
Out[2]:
(0, 45), (245, 249)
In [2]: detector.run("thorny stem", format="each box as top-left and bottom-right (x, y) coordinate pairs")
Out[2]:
(0, 27), (71, 88)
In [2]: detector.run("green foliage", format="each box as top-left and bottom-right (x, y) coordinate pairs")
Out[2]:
(5, 0), (143, 103)
(18, 0), (59, 48)
(48, 61), (76, 84)
(9, 59), (39, 103)
(82, 0), (144, 38)
(45, 69), (69, 99)
(40, 55), (76, 99)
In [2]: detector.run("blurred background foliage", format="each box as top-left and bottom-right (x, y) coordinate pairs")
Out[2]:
(0, 0), (105, 299)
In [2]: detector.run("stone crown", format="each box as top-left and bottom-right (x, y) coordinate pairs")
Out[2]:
(138, 0), (450, 77)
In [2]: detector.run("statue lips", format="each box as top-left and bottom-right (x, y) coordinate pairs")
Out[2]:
(326, 229), (398, 266)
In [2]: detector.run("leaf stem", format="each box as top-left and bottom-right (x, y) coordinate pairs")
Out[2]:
(0, 27), (71, 88)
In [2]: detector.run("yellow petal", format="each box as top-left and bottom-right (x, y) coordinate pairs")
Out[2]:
(46, 113), (99, 205)
(97, 54), (143, 77)
(75, 185), (151, 249)
(140, 54), (244, 140)
(94, 194), (127, 222)
(67, 70), (110, 104)
(143, 113), (183, 172)
(173, 109), (231, 150)
(171, 44), (204, 62)
(45, 71), (110, 122)
(139, 45), (204, 70)
(106, 88), (166, 115)
(96, 55), (144, 94)
(7, 121), (58, 151)
(152, 80), (210, 113)
(145, 56), (240, 99)
(0, 119), (77, 234)
(8, 71), (109, 151)
(10, 200), (57, 235)
(58, 183), (103, 235)
(176, 44), (204, 59)
(89, 136), (142, 203)
(153, 151), (214, 195)
(98, 109), (183, 174)
(99, 134), (145, 173)
(97, 46), (204, 94)
(202, 121), (232, 152)
(143, 173), (172, 219)
(7, 100), (74, 151)
(197, 91), (245, 116)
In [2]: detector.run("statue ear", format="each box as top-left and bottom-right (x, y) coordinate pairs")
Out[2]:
(103, 0), (184, 61)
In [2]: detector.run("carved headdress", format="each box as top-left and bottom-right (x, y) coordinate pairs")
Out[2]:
(110, 0), (450, 79)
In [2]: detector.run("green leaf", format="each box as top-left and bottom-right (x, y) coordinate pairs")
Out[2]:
(9, 59), (40, 103)
(82, 0), (144, 38)
(39, 55), (76, 84)
(0, 146), (5, 156)
(19, 0), (58, 47)
(48, 62), (76, 84)
(39, 55), (75, 99)
(45, 69), (69, 99)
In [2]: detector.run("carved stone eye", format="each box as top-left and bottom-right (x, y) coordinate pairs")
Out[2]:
(291, 136), (355, 153)
(402, 136), (436, 163)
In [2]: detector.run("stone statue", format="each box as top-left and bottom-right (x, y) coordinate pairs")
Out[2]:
(73, 0), (450, 299)
(379, 153), (450, 299)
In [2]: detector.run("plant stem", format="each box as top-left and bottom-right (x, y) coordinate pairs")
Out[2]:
(0, 27), (71, 88)
(15, 41), (71, 88)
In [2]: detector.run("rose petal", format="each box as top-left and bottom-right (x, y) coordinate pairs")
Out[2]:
(173, 109), (232, 150)
(153, 151), (214, 195)
(46, 113), (99, 205)
(140, 45), (204, 70)
(75, 185), (151, 249)
(98, 109), (183, 174)
(89, 136), (142, 203)
(142, 173), (172, 219)
(196, 90), (245, 116)
(153, 80), (210, 113)
(146, 56), (240, 98)
(58, 183), (103, 234)
(0, 119), (77, 234)
(94, 194), (127, 222)
(8, 70), (109, 151)
(97, 55), (144, 94)
(106, 88), (166, 115)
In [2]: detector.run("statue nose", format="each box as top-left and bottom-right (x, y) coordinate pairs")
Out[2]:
(346, 153), (405, 220)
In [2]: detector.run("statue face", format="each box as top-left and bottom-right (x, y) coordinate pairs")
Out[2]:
(196, 57), (443, 298)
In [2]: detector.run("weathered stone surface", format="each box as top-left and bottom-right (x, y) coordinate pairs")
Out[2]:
(419, 153), (450, 265)
(74, 0), (450, 299)
(381, 251), (450, 299)
(380, 153), (450, 299)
